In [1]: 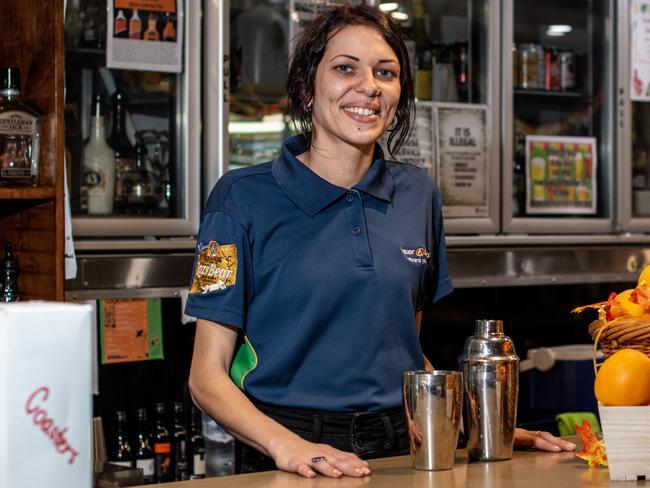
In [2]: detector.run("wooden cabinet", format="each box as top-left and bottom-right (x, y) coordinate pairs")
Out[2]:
(0, 0), (65, 301)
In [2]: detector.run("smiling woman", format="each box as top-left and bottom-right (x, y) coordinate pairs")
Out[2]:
(185, 5), (572, 482)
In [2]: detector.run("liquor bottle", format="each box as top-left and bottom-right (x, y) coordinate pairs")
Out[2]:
(453, 41), (469, 102)
(117, 144), (158, 215)
(188, 406), (206, 479)
(0, 242), (19, 302)
(107, 89), (135, 214)
(153, 403), (172, 483)
(172, 402), (189, 480)
(109, 410), (134, 468)
(143, 13), (160, 41)
(412, 0), (432, 100)
(114, 10), (128, 38)
(162, 13), (176, 42)
(0, 67), (43, 187)
(134, 408), (155, 484)
(83, 93), (115, 215)
(129, 10), (142, 39)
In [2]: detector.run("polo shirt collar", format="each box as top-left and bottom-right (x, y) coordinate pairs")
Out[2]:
(272, 135), (395, 217)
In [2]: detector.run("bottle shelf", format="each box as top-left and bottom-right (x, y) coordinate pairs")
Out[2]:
(0, 187), (56, 200)
(514, 88), (587, 99)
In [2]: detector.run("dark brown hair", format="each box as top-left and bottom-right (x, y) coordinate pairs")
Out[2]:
(286, 5), (414, 157)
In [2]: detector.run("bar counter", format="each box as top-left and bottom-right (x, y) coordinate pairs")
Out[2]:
(137, 443), (612, 487)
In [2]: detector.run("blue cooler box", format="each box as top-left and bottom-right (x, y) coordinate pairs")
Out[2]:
(519, 344), (600, 417)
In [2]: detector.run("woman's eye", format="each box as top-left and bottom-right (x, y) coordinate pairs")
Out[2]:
(376, 69), (396, 80)
(335, 65), (353, 74)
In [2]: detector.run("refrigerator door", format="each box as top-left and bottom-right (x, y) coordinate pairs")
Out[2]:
(65, 0), (201, 237)
(387, 0), (500, 235)
(618, 0), (650, 231)
(502, 0), (614, 234)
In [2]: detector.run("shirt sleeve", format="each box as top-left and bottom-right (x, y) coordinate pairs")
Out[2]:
(184, 210), (252, 329)
(431, 185), (453, 303)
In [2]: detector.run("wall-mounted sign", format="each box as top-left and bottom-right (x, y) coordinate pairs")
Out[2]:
(107, 0), (183, 73)
(525, 135), (597, 215)
(435, 103), (489, 218)
(631, 0), (650, 101)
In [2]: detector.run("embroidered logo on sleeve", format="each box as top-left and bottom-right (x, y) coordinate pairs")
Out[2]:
(190, 240), (238, 293)
(401, 246), (431, 264)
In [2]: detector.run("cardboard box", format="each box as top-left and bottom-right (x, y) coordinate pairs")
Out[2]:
(0, 302), (93, 488)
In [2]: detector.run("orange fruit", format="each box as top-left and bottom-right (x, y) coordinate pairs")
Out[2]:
(594, 349), (650, 406)
(609, 289), (645, 318)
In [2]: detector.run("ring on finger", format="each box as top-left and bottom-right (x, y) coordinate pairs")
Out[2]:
(311, 456), (327, 463)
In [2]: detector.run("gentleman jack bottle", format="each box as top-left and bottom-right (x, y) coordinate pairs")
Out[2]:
(0, 67), (43, 187)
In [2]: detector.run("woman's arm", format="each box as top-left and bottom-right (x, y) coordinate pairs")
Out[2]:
(415, 311), (434, 371)
(188, 319), (370, 478)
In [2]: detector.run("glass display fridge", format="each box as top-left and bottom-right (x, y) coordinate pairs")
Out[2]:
(502, 0), (615, 234)
(64, 0), (201, 240)
(618, 0), (650, 232)
(206, 0), (500, 235)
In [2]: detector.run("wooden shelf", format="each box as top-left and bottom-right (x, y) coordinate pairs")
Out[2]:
(0, 187), (56, 200)
(0, 0), (65, 302)
(514, 88), (587, 99)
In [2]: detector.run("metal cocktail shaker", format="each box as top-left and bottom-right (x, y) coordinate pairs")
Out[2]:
(459, 319), (519, 462)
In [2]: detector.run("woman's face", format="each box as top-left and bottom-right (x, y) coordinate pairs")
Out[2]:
(310, 24), (401, 152)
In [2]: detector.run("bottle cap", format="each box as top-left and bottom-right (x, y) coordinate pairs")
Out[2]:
(0, 67), (20, 94)
(92, 93), (105, 117)
(1, 242), (18, 273)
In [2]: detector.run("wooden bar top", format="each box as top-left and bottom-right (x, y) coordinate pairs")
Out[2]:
(137, 444), (611, 487)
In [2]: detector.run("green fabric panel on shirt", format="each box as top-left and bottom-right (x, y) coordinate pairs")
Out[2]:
(230, 336), (258, 390)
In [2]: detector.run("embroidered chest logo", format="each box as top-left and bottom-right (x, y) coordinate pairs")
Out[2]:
(190, 240), (238, 293)
(401, 246), (431, 264)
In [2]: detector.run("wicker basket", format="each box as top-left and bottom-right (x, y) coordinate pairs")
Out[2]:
(589, 318), (650, 359)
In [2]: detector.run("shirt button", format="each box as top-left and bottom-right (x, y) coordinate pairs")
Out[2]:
(346, 194), (354, 203)
(352, 227), (361, 236)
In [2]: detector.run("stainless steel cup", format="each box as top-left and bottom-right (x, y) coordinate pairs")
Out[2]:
(403, 370), (463, 470)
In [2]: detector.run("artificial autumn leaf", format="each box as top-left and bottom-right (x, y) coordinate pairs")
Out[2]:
(572, 292), (618, 321)
(575, 420), (608, 468)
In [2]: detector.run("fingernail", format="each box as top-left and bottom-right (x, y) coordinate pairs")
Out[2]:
(553, 445), (562, 452)
(568, 443), (576, 450)
(332, 469), (342, 477)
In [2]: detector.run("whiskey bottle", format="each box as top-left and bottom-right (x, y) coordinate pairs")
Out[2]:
(188, 406), (206, 479)
(129, 9), (142, 40)
(172, 401), (189, 480)
(114, 10), (128, 38)
(109, 410), (134, 468)
(153, 402), (172, 483)
(117, 144), (158, 215)
(143, 13), (160, 41)
(0, 67), (43, 187)
(162, 13), (176, 42)
(83, 93), (115, 215)
(107, 89), (135, 214)
(0, 242), (19, 302)
(134, 408), (155, 484)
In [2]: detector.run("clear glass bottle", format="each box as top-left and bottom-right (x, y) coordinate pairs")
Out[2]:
(109, 410), (134, 468)
(134, 408), (155, 484)
(117, 144), (158, 215)
(172, 401), (189, 481)
(153, 402), (172, 483)
(0, 241), (19, 302)
(188, 406), (206, 479)
(0, 67), (43, 187)
(83, 93), (115, 215)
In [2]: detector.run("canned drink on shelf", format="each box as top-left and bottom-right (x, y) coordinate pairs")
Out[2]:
(544, 47), (560, 90)
(536, 44), (545, 90)
(559, 49), (576, 91)
(519, 43), (538, 89)
(512, 44), (519, 87)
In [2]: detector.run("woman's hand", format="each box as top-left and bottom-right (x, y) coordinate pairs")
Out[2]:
(513, 428), (576, 452)
(268, 434), (371, 478)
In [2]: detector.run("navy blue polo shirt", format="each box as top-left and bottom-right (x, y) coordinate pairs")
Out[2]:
(185, 135), (452, 412)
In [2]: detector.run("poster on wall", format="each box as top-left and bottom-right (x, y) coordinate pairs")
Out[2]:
(382, 101), (435, 180)
(99, 298), (164, 364)
(106, 0), (183, 73)
(631, 0), (650, 101)
(525, 135), (597, 215)
(434, 103), (489, 218)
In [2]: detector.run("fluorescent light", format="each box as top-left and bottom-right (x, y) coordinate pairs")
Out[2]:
(546, 24), (572, 36)
(391, 11), (408, 21)
(379, 2), (399, 12)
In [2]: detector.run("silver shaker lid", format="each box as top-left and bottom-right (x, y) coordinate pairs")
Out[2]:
(459, 319), (519, 363)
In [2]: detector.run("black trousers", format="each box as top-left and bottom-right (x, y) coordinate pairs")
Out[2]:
(236, 400), (410, 474)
